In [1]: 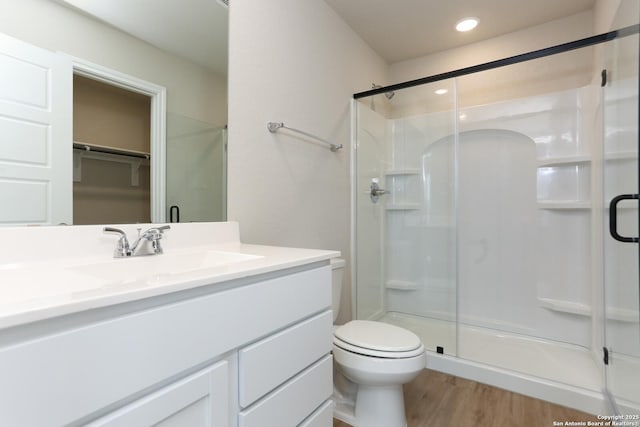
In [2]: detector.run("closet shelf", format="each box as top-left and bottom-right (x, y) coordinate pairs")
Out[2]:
(73, 185), (150, 197)
(73, 142), (150, 159)
(73, 142), (150, 186)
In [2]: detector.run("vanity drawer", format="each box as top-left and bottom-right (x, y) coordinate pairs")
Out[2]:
(238, 355), (333, 427)
(85, 360), (230, 427)
(299, 399), (334, 427)
(239, 310), (333, 407)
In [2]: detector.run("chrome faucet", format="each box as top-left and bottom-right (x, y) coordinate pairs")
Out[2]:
(103, 225), (170, 258)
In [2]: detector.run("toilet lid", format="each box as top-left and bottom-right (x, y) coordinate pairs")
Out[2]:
(333, 320), (424, 357)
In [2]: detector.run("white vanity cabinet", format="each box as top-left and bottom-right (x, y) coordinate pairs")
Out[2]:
(0, 263), (333, 427)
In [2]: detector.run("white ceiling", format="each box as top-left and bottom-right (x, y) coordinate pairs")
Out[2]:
(57, 0), (596, 76)
(58, 0), (229, 76)
(324, 0), (596, 63)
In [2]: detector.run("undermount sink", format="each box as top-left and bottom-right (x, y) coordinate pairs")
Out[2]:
(69, 250), (264, 285)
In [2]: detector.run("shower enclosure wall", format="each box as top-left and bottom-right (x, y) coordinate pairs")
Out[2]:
(352, 26), (639, 414)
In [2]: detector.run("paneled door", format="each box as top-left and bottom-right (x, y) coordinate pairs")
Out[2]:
(0, 32), (72, 225)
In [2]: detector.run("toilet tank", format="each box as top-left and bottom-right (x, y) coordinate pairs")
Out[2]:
(330, 258), (346, 322)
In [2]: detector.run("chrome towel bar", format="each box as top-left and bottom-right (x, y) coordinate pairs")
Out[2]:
(267, 122), (343, 152)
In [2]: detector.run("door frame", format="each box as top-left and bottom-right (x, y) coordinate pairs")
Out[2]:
(65, 55), (167, 223)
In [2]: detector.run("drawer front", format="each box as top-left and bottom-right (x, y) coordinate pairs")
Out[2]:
(298, 400), (334, 427)
(0, 265), (331, 427)
(238, 355), (333, 427)
(86, 360), (230, 427)
(239, 310), (333, 407)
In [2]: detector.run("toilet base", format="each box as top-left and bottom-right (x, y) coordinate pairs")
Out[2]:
(334, 368), (408, 427)
(333, 363), (357, 425)
(355, 384), (407, 427)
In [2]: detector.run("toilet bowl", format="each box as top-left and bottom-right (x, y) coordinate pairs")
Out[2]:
(331, 258), (426, 427)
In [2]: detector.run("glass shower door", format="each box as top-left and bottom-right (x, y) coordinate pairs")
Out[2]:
(603, 30), (640, 412)
(354, 98), (388, 321)
(353, 81), (458, 355)
(166, 113), (227, 223)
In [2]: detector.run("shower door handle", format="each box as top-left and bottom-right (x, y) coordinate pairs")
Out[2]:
(169, 205), (180, 223)
(609, 194), (639, 243)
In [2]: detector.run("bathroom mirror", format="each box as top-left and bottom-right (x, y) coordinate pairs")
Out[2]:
(0, 0), (228, 226)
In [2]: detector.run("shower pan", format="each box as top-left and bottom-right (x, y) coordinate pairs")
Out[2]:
(351, 25), (639, 415)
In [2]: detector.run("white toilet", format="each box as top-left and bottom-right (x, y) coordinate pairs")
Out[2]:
(331, 258), (426, 427)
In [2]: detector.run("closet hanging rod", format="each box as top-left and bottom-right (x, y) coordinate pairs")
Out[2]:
(267, 122), (343, 152)
(73, 142), (150, 160)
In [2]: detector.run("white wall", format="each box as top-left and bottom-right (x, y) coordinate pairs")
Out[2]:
(226, 0), (636, 327)
(389, 11), (594, 86)
(227, 0), (388, 323)
(0, 0), (226, 126)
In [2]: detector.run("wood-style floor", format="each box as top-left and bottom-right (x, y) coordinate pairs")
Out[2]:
(333, 369), (601, 427)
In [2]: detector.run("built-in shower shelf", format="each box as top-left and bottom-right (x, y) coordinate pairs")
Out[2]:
(385, 280), (418, 290)
(384, 169), (421, 176)
(605, 200), (638, 209)
(537, 155), (591, 167)
(424, 222), (455, 228)
(386, 204), (421, 210)
(605, 306), (639, 323)
(537, 200), (637, 210)
(538, 297), (591, 317)
(539, 298), (640, 322)
(537, 201), (591, 210)
(536, 152), (637, 167)
(604, 151), (637, 161)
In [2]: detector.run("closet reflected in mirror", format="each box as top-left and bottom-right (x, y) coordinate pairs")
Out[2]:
(0, 0), (228, 225)
(73, 75), (152, 224)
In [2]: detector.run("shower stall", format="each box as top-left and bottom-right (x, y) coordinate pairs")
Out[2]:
(166, 113), (227, 223)
(352, 24), (639, 414)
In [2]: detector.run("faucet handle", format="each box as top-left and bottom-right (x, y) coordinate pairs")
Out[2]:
(148, 225), (170, 240)
(146, 225), (170, 254)
(103, 227), (131, 257)
(144, 225), (170, 239)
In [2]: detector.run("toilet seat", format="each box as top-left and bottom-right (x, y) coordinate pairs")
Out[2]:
(333, 320), (425, 359)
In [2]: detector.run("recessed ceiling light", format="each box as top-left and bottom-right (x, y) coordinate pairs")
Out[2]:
(434, 89), (448, 95)
(456, 17), (479, 32)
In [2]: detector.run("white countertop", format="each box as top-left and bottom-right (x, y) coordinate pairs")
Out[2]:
(0, 222), (339, 330)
